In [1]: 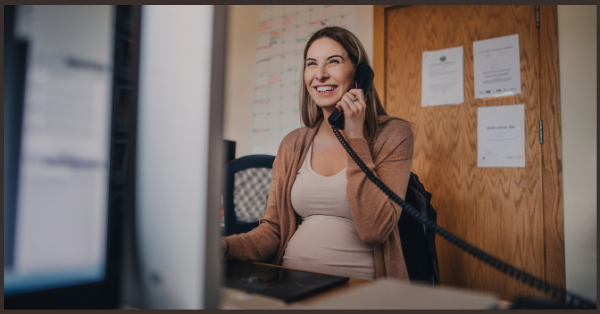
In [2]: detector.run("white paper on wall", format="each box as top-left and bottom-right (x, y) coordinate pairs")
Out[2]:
(421, 46), (464, 107)
(477, 104), (526, 168)
(473, 34), (521, 99)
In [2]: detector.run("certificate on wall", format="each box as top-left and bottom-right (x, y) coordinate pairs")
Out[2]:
(421, 46), (464, 107)
(477, 104), (525, 168)
(473, 34), (521, 99)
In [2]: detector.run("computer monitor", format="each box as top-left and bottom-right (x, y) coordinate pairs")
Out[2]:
(5, 5), (226, 309)
(121, 5), (226, 309)
(4, 5), (120, 308)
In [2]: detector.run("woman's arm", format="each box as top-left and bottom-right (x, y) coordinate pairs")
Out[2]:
(222, 156), (284, 261)
(345, 120), (414, 246)
(222, 130), (300, 261)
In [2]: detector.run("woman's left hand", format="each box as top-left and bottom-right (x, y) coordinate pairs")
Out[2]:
(336, 88), (366, 139)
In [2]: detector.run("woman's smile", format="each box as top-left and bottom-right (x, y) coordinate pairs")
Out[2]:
(314, 85), (338, 95)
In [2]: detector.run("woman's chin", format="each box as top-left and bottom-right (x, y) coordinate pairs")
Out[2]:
(316, 103), (337, 112)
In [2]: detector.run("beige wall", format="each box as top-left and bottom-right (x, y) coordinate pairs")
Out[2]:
(223, 5), (597, 301)
(223, 5), (258, 158)
(558, 5), (597, 301)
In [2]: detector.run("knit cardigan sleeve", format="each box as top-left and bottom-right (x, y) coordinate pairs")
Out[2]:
(222, 130), (299, 261)
(345, 120), (414, 246)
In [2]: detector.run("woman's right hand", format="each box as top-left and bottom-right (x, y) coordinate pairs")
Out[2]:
(221, 239), (228, 259)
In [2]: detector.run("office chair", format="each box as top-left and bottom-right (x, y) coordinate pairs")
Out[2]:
(223, 154), (276, 237)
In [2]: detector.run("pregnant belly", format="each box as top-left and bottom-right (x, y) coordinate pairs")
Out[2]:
(282, 215), (375, 280)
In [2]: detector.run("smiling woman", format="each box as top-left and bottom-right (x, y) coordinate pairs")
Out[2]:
(222, 26), (415, 282)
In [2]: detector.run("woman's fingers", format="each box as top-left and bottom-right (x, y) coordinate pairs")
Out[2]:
(339, 89), (367, 139)
(343, 90), (366, 114)
(336, 97), (351, 113)
(342, 93), (359, 113)
(348, 88), (365, 104)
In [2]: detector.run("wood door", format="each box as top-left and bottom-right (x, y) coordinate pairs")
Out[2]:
(375, 5), (564, 301)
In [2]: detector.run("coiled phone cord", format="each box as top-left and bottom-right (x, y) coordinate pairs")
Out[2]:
(332, 125), (596, 309)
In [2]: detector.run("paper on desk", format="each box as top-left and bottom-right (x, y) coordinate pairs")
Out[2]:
(474, 34), (521, 99)
(421, 46), (464, 107)
(477, 104), (525, 168)
(291, 279), (499, 310)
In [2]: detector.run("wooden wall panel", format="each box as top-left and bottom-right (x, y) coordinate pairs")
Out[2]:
(538, 5), (565, 290)
(373, 5), (386, 107)
(383, 5), (550, 301)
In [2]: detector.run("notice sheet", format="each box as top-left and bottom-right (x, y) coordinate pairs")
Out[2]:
(473, 34), (521, 99)
(421, 46), (464, 107)
(477, 104), (525, 168)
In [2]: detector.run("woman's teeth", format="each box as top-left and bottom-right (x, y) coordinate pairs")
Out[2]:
(316, 86), (336, 92)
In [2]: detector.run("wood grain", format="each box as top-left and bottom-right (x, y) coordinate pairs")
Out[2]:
(538, 5), (566, 290)
(384, 5), (549, 301)
(373, 5), (386, 108)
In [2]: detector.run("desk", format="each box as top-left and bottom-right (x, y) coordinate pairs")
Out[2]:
(221, 262), (371, 309)
(221, 277), (372, 309)
(220, 262), (504, 310)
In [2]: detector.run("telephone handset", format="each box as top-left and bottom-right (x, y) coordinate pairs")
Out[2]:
(327, 64), (375, 130)
(327, 65), (595, 309)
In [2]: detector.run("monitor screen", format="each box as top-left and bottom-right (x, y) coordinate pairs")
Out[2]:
(125, 5), (225, 309)
(5, 5), (226, 309)
(4, 5), (115, 297)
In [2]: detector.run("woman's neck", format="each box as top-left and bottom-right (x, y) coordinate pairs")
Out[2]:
(321, 106), (335, 122)
(318, 107), (345, 139)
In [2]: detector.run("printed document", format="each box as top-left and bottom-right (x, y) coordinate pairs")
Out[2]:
(421, 46), (464, 107)
(477, 104), (525, 168)
(473, 34), (521, 99)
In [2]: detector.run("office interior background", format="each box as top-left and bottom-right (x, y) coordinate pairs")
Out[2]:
(4, 5), (596, 308)
(223, 5), (596, 302)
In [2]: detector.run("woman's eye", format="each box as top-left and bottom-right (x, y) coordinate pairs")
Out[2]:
(306, 61), (316, 66)
(329, 59), (340, 64)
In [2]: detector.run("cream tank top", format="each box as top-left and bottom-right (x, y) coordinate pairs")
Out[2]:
(283, 144), (375, 280)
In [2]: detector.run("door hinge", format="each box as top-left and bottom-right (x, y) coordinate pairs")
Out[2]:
(536, 5), (540, 28)
(539, 120), (543, 144)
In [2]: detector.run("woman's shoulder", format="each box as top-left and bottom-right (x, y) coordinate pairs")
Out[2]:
(377, 118), (414, 142)
(371, 118), (414, 160)
(281, 126), (312, 145)
(276, 125), (314, 156)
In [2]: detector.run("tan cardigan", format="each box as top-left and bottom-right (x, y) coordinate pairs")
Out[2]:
(224, 118), (414, 280)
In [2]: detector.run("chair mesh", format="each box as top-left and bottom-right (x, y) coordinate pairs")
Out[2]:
(233, 167), (272, 223)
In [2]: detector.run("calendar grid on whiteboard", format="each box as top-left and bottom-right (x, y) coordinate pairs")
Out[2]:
(252, 5), (357, 155)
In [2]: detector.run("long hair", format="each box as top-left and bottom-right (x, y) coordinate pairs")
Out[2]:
(299, 27), (409, 147)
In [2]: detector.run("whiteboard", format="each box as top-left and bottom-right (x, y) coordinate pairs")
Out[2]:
(252, 5), (357, 155)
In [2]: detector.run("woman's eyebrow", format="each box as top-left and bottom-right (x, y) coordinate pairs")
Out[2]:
(306, 55), (344, 62)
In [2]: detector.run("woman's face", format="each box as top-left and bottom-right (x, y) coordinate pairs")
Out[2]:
(304, 37), (356, 110)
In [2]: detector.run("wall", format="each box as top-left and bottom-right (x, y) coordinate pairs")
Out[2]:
(223, 5), (258, 158)
(223, 5), (597, 301)
(557, 5), (597, 302)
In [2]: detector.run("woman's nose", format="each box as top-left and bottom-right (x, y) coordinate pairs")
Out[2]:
(315, 65), (328, 81)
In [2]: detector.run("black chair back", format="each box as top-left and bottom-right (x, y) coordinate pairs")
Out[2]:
(223, 154), (276, 237)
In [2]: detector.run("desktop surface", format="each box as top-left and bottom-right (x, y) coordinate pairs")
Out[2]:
(224, 260), (349, 303)
(221, 261), (501, 310)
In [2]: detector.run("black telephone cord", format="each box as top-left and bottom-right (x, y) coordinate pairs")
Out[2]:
(332, 125), (596, 309)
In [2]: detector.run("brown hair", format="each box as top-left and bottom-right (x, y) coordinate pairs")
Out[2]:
(299, 26), (409, 147)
